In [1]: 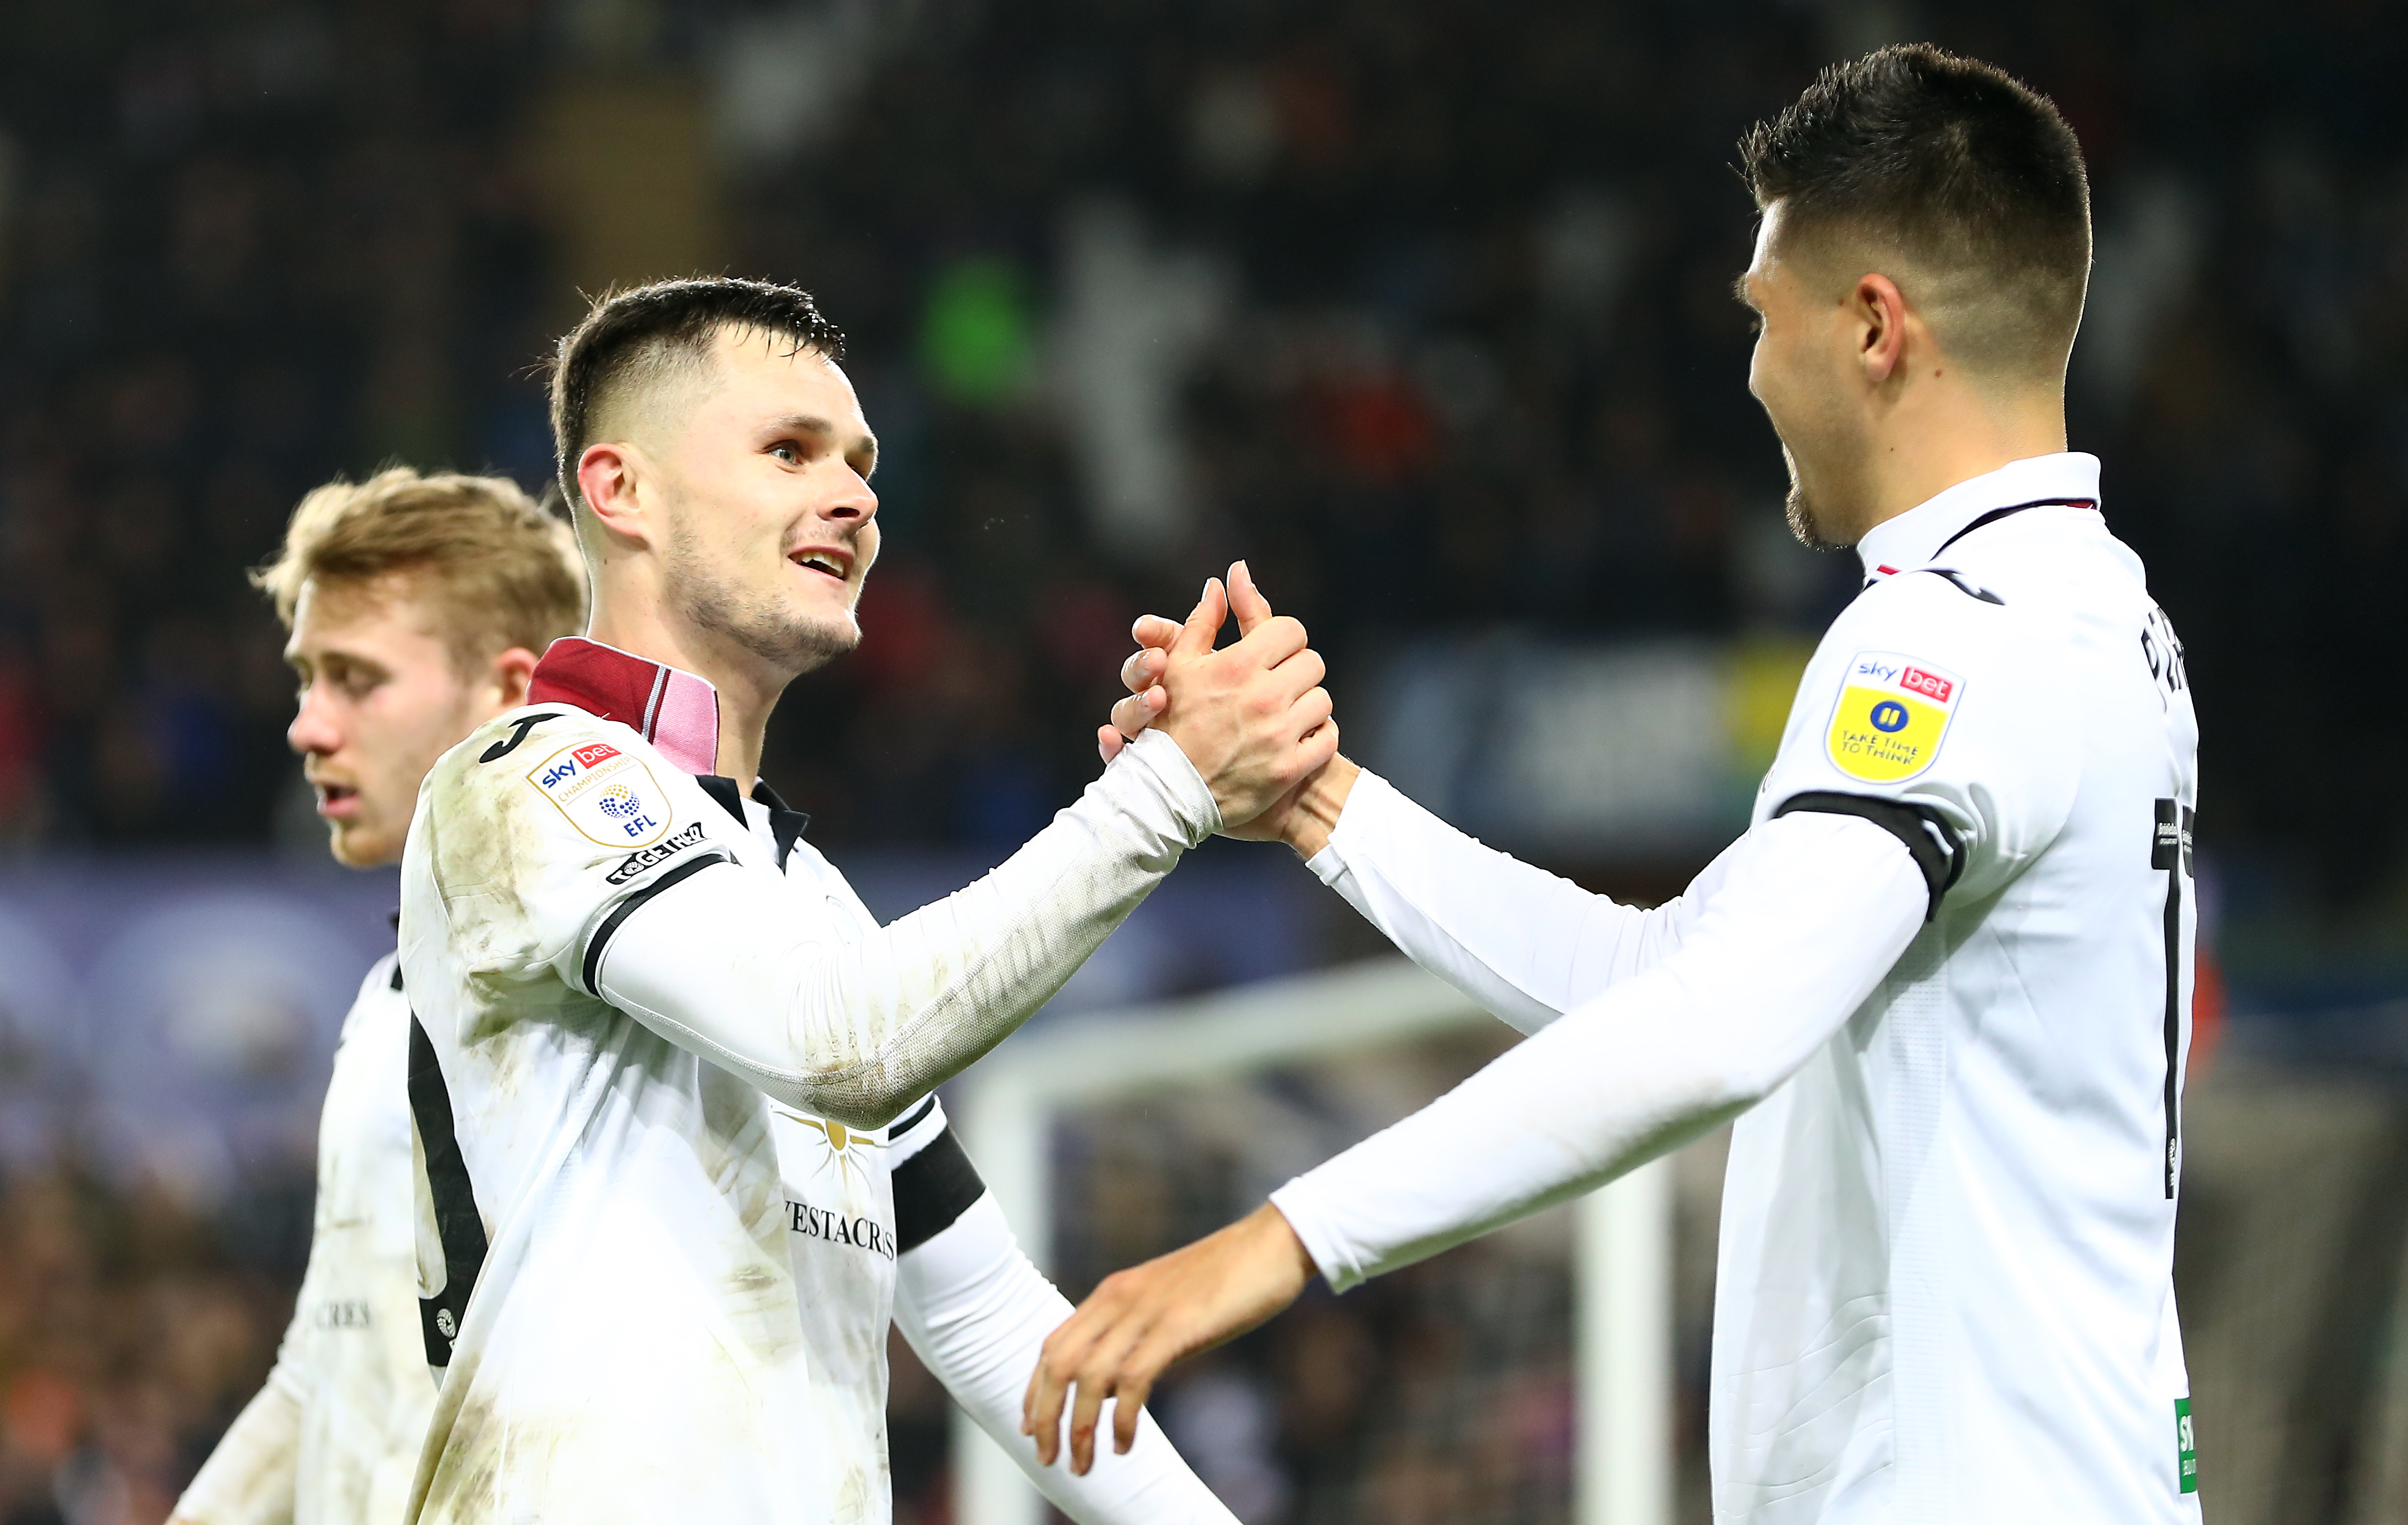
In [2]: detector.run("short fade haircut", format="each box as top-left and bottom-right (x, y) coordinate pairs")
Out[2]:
(1739, 44), (2092, 380)
(254, 467), (588, 669)
(547, 276), (848, 511)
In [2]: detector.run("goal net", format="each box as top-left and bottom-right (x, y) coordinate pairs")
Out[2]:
(948, 957), (1682, 1525)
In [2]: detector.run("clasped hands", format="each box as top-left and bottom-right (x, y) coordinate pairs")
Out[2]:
(1017, 562), (1358, 1478)
(1102, 560), (1359, 855)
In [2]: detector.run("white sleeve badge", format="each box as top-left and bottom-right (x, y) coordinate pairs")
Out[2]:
(526, 740), (675, 847)
(1825, 651), (1963, 784)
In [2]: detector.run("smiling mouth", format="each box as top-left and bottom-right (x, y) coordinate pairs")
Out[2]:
(791, 550), (848, 581)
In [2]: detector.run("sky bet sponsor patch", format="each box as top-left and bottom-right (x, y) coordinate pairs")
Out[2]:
(1825, 651), (1962, 783)
(527, 740), (673, 847)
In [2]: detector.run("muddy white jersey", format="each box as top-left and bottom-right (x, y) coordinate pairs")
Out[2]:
(174, 955), (438, 1525)
(396, 637), (1216, 1525)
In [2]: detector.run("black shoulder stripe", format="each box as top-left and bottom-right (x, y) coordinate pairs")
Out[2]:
(479, 712), (564, 763)
(893, 1126), (985, 1254)
(409, 1013), (488, 1369)
(580, 851), (732, 997)
(887, 1094), (938, 1136)
(1773, 791), (1965, 922)
(1919, 568), (2005, 604)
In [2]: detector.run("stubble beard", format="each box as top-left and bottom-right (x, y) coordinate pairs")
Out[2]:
(1781, 444), (1847, 553)
(666, 528), (860, 678)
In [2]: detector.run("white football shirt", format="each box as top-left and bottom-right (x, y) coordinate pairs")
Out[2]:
(397, 637), (1218, 1525)
(1271, 452), (2204, 1522)
(174, 955), (438, 1525)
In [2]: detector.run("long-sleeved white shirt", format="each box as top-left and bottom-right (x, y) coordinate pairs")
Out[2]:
(173, 956), (436, 1525)
(397, 637), (1225, 1525)
(1272, 454), (2203, 1522)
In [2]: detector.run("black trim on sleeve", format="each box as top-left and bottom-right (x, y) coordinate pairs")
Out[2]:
(579, 851), (733, 997)
(1773, 791), (1965, 922)
(410, 1013), (489, 1370)
(478, 712), (563, 763)
(892, 1125), (985, 1254)
(696, 774), (748, 828)
(887, 1093), (938, 1136)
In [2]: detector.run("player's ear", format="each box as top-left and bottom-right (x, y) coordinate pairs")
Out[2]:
(576, 440), (652, 547)
(488, 646), (542, 713)
(1854, 272), (1909, 386)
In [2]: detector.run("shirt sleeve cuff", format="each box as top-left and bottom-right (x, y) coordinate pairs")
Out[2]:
(1305, 767), (1397, 887)
(1267, 1177), (1366, 1294)
(1117, 727), (1222, 847)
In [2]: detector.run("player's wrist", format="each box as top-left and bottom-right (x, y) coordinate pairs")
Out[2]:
(1279, 755), (1360, 860)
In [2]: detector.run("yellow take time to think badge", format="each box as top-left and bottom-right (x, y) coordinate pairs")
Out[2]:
(1825, 651), (1964, 783)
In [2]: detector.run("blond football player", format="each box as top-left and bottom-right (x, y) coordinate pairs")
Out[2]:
(171, 470), (587, 1525)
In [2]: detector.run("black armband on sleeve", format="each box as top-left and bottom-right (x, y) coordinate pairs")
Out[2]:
(892, 1126), (985, 1254)
(1773, 791), (1965, 922)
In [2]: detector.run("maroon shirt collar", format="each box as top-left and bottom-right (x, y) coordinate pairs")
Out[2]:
(528, 637), (721, 777)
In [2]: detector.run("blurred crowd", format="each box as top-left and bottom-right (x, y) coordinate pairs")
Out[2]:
(0, 1166), (305, 1525)
(0, 0), (2398, 901)
(0, 0), (2403, 1519)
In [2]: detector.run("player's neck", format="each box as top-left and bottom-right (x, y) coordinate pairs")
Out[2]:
(1849, 379), (2068, 544)
(583, 603), (778, 791)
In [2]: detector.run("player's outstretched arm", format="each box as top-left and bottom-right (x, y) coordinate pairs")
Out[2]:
(896, 1192), (1243, 1524)
(1023, 809), (1930, 1474)
(540, 579), (1336, 1130)
(1102, 561), (1735, 1036)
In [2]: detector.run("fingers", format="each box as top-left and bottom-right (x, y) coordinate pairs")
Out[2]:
(1110, 686), (1166, 739)
(1289, 685), (1335, 737)
(1131, 613), (1181, 651)
(1229, 612), (1308, 668)
(1112, 1368), (1155, 1457)
(1298, 712), (1342, 774)
(1171, 579), (1228, 659)
(1227, 559), (1275, 635)
(1119, 645), (1165, 696)
(1270, 645), (1326, 703)
(1097, 725), (1125, 764)
(1025, 1313), (1096, 1467)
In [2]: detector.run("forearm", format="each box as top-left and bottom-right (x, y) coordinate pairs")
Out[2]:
(599, 729), (1217, 1128)
(897, 1195), (1237, 1524)
(1272, 812), (1928, 1290)
(1307, 770), (1733, 1035)
(169, 1373), (303, 1525)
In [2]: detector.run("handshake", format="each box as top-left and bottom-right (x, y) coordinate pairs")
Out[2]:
(1099, 560), (1359, 855)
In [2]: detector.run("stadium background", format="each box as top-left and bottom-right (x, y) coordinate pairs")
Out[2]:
(0, 0), (2403, 1520)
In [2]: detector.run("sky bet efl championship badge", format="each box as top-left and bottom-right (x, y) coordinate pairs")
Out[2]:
(1825, 651), (1963, 783)
(527, 740), (673, 847)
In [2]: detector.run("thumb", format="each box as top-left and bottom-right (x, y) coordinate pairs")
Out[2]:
(1171, 578), (1227, 658)
(1228, 560), (1275, 634)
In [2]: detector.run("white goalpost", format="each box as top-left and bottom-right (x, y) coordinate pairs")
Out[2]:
(951, 956), (1675, 1525)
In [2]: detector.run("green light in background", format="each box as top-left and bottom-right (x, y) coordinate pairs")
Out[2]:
(920, 257), (1031, 404)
